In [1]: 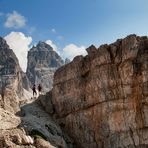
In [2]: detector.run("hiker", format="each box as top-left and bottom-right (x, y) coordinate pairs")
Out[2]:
(32, 84), (37, 97)
(37, 84), (42, 95)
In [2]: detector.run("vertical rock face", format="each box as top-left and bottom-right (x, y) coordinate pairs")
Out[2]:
(0, 37), (24, 112)
(51, 35), (148, 147)
(26, 41), (64, 93)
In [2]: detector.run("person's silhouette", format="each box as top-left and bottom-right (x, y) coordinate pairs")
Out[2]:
(38, 84), (42, 95)
(32, 84), (37, 97)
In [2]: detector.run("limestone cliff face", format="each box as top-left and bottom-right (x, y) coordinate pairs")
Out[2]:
(0, 37), (24, 112)
(0, 38), (73, 148)
(50, 35), (148, 147)
(26, 41), (64, 93)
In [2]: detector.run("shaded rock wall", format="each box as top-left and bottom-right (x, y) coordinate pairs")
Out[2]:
(0, 37), (24, 112)
(51, 35), (148, 148)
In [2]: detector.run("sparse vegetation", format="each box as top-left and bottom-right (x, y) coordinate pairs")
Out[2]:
(29, 129), (47, 140)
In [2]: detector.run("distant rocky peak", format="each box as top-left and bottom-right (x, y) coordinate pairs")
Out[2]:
(26, 41), (64, 92)
(0, 36), (6, 43)
(28, 41), (64, 68)
(65, 58), (71, 64)
(36, 41), (53, 51)
(0, 37), (9, 49)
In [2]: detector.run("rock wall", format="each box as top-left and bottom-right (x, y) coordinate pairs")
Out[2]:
(0, 37), (25, 112)
(0, 37), (74, 148)
(51, 35), (148, 148)
(26, 41), (64, 93)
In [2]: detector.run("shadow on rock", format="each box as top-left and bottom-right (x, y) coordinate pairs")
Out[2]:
(16, 96), (74, 148)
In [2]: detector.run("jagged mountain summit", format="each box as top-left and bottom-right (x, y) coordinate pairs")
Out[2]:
(26, 41), (64, 93)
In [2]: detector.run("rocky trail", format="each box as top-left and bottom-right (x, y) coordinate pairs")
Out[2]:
(0, 96), (73, 148)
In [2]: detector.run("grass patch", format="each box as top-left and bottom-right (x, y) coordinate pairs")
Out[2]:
(29, 129), (47, 140)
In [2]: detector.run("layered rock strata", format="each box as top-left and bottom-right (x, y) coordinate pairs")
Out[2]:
(51, 35), (148, 148)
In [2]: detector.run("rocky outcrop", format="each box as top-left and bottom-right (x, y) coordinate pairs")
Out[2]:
(0, 37), (32, 147)
(0, 128), (34, 148)
(0, 37), (25, 112)
(0, 96), (73, 148)
(19, 99), (73, 148)
(50, 35), (148, 147)
(26, 42), (64, 93)
(21, 71), (31, 91)
(0, 37), (73, 148)
(0, 104), (34, 147)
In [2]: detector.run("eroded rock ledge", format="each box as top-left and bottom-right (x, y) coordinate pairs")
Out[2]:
(49, 35), (148, 148)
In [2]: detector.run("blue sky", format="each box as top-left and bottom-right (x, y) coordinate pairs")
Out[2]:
(0, 0), (148, 71)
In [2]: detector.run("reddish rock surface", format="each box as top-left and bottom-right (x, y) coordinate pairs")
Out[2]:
(51, 35), (148, 148)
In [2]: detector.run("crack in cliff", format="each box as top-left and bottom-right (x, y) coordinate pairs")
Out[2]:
(129, 127), (136, 148)
(56, 97), (130, 119)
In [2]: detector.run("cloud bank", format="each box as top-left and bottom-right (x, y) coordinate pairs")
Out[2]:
(45, 39), (62, 56)
(45, 40), (58, 52)
(4, 31), (86, 71)
(46, 41), (86, 59)
(62, 44), (86, 60)
(4, 32), (32, 72)
(4, 11), (26, 29)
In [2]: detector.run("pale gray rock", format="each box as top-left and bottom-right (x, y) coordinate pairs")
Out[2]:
(0, 128), (35, 148)
(35, 138), (56, 148)
(26, 41), (64, 93)
(65, 58), (71, 65)
(0, 108), (21, 130)
(0, 37), (25, 112)
(19, 99), (73, 148)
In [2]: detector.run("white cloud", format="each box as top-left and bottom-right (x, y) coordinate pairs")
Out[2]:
(4, 11), (26, 29)
(51, 28), (56, 34)
(45, 40), (60, 54)
(63, 44), (87, 60)
(4, 32), (32, 72)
